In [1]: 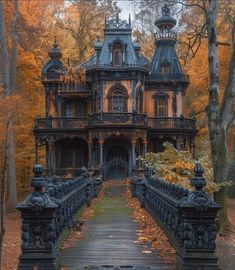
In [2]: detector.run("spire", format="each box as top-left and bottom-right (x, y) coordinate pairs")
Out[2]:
(48, 36), (62, 59)
(116, 12), (119, 24)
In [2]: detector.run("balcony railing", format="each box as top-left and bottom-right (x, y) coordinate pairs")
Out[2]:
(148, 116), (196, 130)
(150, 73), (189, 82)
(88, 112), (148, 126)
(34, 115), (196, 131)
(35, 117), (88, 129)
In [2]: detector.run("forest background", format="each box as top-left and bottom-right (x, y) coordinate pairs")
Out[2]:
(0, 0), (235, 239)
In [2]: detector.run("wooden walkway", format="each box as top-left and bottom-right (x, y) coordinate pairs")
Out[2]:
(59, 184), (174, 270)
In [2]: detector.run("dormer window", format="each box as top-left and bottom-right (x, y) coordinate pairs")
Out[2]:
(161, 66), (171, 74)
(160, 60), (171, 74)
(112, 43), (123, 66)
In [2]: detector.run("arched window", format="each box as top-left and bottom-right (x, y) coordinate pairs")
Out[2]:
(136, 90), (143, 113)
(108, 84), (128, 112)
(112, 43), (123, 66)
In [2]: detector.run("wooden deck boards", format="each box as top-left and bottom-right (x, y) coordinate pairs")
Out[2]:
(59, 185), (175, 270)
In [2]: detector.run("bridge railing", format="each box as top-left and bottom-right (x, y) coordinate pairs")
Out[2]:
(131, 164), (221, 270)
(16, 164), (102, 270)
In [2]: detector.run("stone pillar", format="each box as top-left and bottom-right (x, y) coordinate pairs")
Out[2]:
(99, 138), (104, 167)
(47, 143), (55, 177)
(143, 140), (148, 156)
(88, 140), (93, 169)
(131, 139), (136, 168)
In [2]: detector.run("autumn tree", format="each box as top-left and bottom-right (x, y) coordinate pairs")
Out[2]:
(132, 0), (235, 231)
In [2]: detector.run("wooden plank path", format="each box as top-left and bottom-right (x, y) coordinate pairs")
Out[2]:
(59, 184), (175, 270)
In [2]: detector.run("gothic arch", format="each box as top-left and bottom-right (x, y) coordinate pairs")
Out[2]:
(108, 83), (128, 112)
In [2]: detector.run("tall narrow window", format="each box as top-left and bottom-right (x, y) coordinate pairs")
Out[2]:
(136, 90), (143, 113)
(154, 96), (168, 117)
(108, 85), (128, 112)
(65, 102), (73, 117)
(65, 149), (73, 167)
(112, 43), (123, 66)
(75, 150), (84, 167)
(160, 61), (171, 74)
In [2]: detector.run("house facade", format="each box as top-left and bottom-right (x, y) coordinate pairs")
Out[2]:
(34, 5), (197, 179)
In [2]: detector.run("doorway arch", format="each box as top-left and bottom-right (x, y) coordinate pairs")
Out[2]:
(105, 145), (128, 179)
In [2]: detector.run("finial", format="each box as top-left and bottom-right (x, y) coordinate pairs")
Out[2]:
(191, 163), (206, 191)
(32, 164), (45, 192)
(116, 12), (119, 23)
(33, 164), (43, 178)
(194, 163), (204, 177)
(162, 4), (170, 16)
(53, 36), (58, 48)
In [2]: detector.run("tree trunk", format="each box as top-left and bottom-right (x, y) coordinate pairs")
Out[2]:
(0, 0), (10, 94)
(9, 0), (18, 94)
(0, 121), (9, 268)
(206, 0), (229, 231)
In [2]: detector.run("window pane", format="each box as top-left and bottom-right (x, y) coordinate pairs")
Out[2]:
(75, 150), (84, 167)
(113, 95), (123, 111)
(65, 150), (73, 167)
(76, 102), (82, 117)
(66, 103), (73, 117)
(155, 98), (167, 117)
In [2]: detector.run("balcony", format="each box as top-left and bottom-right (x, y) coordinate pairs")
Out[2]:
(148, 117), (196, 130)
(88, 112), (148, 126)
(35, 117), (88, 129)
(150, 73), (189, 82)
(34, 115), (196, 132)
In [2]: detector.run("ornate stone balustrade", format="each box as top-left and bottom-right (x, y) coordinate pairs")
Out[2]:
(17, 164), (102, 270)
(131, 164), (220, 270)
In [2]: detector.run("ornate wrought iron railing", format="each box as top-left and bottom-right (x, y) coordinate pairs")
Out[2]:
(88, 112), (148, 126)
(34, 115), (196, 131)
(131, 164), (220, 269)
(57, 81), (88, 91)
(35, 117), (88, 129)
(150, 73), (189, 82)
(17, 164), (102, 270)
(148, 116), (196, 130)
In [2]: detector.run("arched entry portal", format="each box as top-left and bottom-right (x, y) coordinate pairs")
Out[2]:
(105, 144), (129, 179)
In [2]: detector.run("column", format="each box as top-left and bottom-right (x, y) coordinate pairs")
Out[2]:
(35, 144), (39, 164)
(99, 138), (104, 167)
(47, 143), (53, 177)
(131, 139), (136, 168)
(143, 140), (148, 156)
(88, 140), (93, 169)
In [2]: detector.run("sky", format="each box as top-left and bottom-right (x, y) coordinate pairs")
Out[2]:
(116, 0), (135, 20)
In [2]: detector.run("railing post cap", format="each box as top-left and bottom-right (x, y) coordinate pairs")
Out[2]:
(191, 163), (206, 191)
(33, 164), (43, 177)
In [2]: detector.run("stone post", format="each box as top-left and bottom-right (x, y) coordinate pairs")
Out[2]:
(17, 164), (58, 270)
(177, 163), (221, 270)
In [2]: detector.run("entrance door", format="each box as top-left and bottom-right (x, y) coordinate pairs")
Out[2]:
(106, 146), (128, 179)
